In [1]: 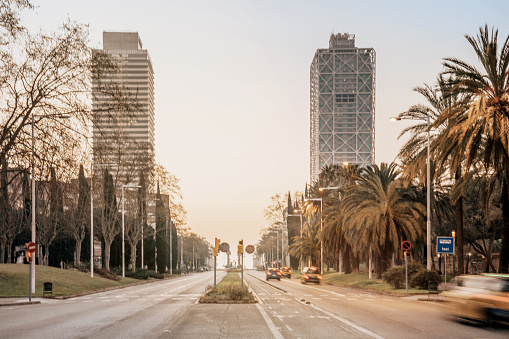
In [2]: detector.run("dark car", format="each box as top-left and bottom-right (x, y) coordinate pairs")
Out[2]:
(301, 266), (322, 284)
(266, 268), (282, 281)
(281, 266), (292, 278)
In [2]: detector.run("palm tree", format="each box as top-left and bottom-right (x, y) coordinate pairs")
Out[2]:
(438, 25), (509, 272)
(341, 163), (425, 278)
(289, 222), (321, 267)
(396, 76), (459, 271)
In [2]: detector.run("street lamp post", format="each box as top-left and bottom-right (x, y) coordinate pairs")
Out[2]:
(31, 113), (36, 293)
(305, 197), (323, 273)
(391, 115), (432, 270)
(268, 229), (283, 268)
(122, 184), (141, 278)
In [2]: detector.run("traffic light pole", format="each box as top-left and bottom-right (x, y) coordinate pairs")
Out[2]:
(214, 255), (217, 288)
(28, 255), (32, 302)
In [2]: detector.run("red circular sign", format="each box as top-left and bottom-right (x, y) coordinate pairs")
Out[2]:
(28, 242), (36, 253)
(245, 245), (255, 254)
(401, 241), (411, 251)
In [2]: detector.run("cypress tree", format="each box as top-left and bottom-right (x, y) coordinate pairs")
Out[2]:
(155, 182), (167, 273)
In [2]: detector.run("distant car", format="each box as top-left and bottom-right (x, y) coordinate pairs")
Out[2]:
(281, 266), (292, 278)
(443, 274), (509, 324)
(266, 268), (282, 281)
(301, 266), (322, 284)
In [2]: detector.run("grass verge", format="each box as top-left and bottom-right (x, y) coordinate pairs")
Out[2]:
(199, 271), (256, 303)
(0, 264), (141, 297)
(293, 270), (429, 295)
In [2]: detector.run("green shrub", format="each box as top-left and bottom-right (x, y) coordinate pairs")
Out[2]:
(125, 269), (163, 280)
(407, 263), (424, 278)
(95, 268), (120, 281)
(382, 266), (405, 289)
(410, 269), (441, 289)
(225, 285), (252, 301)
(68, 263), (89, 273)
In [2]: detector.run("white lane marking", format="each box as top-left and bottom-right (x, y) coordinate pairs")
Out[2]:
(286, 280), (345, 296)
(256, 304), (284, 339)
(341, 326), (352, 333)
(309, 304), (383, 339)
(285, 324), (293, 331)
(347, 298), (357, 300)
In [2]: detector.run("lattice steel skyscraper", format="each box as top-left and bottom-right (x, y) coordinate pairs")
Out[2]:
(310, 33), (375, 181)
(92, 32), (155, 183)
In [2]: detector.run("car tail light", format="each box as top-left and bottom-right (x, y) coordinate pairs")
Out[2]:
(277, 272), (281, 275)
(267, 272), (270, 275)
(317, 275), (322, 280)
(303, 275), (309, 279)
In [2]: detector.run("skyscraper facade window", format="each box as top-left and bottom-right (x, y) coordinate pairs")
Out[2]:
(92, 32), (155, 184)
(310, 33), (375, 181)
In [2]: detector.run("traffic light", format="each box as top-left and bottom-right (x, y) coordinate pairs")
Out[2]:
(238, 240), (244, 254)
(214, 238), (220, 257)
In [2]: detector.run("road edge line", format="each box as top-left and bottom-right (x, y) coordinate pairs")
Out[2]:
(255, 303), (284, 339)
(309, 303), (384, 339)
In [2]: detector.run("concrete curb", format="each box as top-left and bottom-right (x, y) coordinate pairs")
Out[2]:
(0, 301), (41, 307)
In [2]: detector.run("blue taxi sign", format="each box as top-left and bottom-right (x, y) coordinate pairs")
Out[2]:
(436, 236), (455, 254)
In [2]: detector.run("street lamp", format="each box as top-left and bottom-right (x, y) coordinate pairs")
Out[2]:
(122, 184), (141, 277)
(305, 197), (323, 273)
(268, 228), (283, 268)
(391, 115), (432, 270)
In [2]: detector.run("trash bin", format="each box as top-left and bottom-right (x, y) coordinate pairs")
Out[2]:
(43, 282), (52, 296)
(428, 281), (438, 300)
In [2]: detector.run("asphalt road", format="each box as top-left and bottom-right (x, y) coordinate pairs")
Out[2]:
(245, 270), (509, 339)
(1, 270), (509, 338)
(0, 270), (226, 338)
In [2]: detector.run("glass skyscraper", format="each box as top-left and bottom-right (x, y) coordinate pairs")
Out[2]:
(310, 33), (375, 181)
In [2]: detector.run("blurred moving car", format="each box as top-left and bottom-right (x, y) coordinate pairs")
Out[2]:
(281, 266), (292, 278)
(301, 266), (322, 284)
(266, 268), (282, 281)
(443, 274), (509, 324)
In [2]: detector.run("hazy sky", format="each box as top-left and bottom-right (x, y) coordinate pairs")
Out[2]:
(25, 0), (509, 264)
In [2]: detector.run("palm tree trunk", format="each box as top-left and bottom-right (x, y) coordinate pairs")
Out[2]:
(344, 243), (352, 274)
(455, 196), (464, 274)
(484, 225), (497, 273)
(499, 171), (509, 273)
(454, 168), (465, 275)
